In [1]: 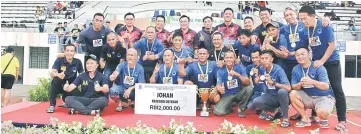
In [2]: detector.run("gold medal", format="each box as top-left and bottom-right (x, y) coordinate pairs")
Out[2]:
(228, 76), (232, 81)
(291, 42), (296, 48)
(250, 70), (254, 76)
(260, 75), (265, 81)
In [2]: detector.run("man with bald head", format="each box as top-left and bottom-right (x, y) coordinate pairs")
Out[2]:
(109, 48), (145, 112)
(150, 49), (183, 84)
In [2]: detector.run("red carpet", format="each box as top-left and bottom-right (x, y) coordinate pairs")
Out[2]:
(2, 99), (361, 133)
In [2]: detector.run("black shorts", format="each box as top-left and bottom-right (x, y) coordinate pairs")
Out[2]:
(1, 74), (15, 89)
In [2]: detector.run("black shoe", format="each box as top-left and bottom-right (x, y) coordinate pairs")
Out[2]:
(256, 109), (262, 115)
(68, 108), (75, 115)
(273, 112), (283, 121)
(290, 113), (301, 120)
(46, 106), (55, 113)
(58, 104), (70, 108)
(130, 104), (135, 109)
(95, 109), (101, 116)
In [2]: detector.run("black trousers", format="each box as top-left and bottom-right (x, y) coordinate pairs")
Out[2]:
(65, 96), (108, 115)
(324, 60), (346, 121)
(282, 60), (298, 82)
(143, 65), (156, 83)
(49, 78), (68, 106)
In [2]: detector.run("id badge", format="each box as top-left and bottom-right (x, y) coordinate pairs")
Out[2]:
(93, 39), (103, 47)
(146, 51), (154, 55)
(309, 37), (321, 47)
(289, 34), (300, 43)
(123, 76), (135, 85)
(227, 79), (238, 89)
(198, 74), (208, 83)
(266, 81), (276, 89)
(163, 77), (173, 84)
(241, 54), (251, 62)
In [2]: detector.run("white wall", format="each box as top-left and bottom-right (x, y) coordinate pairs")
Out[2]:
(340, 41), (361, 96)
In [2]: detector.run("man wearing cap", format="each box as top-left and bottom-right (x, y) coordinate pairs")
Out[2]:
(133, 26), (164, 83)
(194, 16), (215, 50)
(215, 8), (242, 47)
(64, 54), (109, 116)
(261, 22), (289, 69)
(251, 50), (291, 128)
(290, 46), (335, 128)
(1, 47), (20, 107)
(155, 15), (171, 48)
(213, 51), (252, 117)
(73, 13), (113, 71)
(150, 49), (183, 84)
(47, 44), (84, 113)
(109, 48), (145, 112)
(299, 5), (347, 131)
(232, 29), (260, 67)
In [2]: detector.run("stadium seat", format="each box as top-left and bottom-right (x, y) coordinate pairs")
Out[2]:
(162, 11), (167, 16)
(153, 10), (159, 17)
(221, 12), (224, 17)
(170, 9), (175, 16)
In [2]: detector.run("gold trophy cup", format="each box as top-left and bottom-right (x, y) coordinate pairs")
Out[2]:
(198, 88), (210, 117)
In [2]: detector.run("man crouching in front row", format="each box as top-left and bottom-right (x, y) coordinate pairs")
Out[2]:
(63, 54), (109, 116)
(213, 51), (253, 117)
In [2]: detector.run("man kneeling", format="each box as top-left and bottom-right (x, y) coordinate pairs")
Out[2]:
(64, 55), (109, 116)
(290, 47), (335, 128)
(213, 51), (253, 117)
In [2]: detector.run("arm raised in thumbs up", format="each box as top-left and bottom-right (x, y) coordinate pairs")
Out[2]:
(109, 71), (119, 81)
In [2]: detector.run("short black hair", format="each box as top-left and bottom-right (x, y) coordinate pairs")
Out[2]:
(64, 22), (67, 24)
(124, 12), (135, 19)
(163, 48), (175, 55)
(106, 21), (110, 23)
(259, 7), (271, 14)
(223, 7), (234, 14)
(156, 15), (166, 22)
(172, 32), (183, 40)
(212, 32), (223, 40)
(299, 5), (316, 16)
(5, 47), (14, 53)
(260, 50), (275, 58)
(294, 46), (310, 53)
(239, 29), (252, 37)
(64, 43), (76, 51)
(203, 16), (213, 22)
(251, 49), (261, 57)
(106, 31), (117, 39)
(93, 13), (105, 19)
(179, 15), (190, 22)
(58, 22), (62, 25)
(244, 16), (254, 22)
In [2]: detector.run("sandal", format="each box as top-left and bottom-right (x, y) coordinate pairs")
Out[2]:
(319, 120), (329, 129)
(265, 112), (282, 121)
(280, 120), (291, 128)
(294, 120), (311, 128)
(335, 122), (348, 133)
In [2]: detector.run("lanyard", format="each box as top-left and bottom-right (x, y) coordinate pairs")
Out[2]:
(214, 47), (223, 61)
(289, 22), (299, 42)
(174, 48), (183, 60)
(146, 39), (155, 51)
(308, 19), (318, 39)
(265, 64), (274, 76)
(164, 64), (174, 78)
(197, 61), (209, 75)
(226, 66), (233, 75)
(302, 62), (311, 77)
(127, 63), (136, 77)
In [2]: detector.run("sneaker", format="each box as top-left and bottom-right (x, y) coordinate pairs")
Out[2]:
(68, 108), (75, 115)
(95, 109), (101, 116)
(256, 109), (262, 115)
(46, 106), (55, 113)
(238, 111), (246, 118)
(115, 106), (123, 112)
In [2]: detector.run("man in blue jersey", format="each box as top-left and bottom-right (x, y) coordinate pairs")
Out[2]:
(213, 51), (252, 117)
(290, 46), (335, 128)
(299, 5), (346, 131)
(109, 48), (145, 112)
(64, 54), (109, 116)
(159, 32), (194, 65)
(250, 50), (291, 128)
(133, 26), (164, 83)
(233, 29), (260, 67)
(73, 13), (113, 71)
(150, 49), (183, 84)
(179, 48), (218, 108)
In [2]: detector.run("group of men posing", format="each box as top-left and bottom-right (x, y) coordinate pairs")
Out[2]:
(45, 5), (347, 131)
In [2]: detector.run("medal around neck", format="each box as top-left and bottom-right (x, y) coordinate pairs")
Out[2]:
(250, 70), (254, 76)
(291, 42), (296, 48)
(260, 75), (265, 81)
(227, 76), (232, 81)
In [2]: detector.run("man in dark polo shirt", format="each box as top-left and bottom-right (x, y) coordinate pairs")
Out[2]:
(252, 8), (284, 45)
(116, 12), (143, 48)
(155, 15), (171, 48)
(215, 7), (242, 47)
(47, 44), (83, 113)
(64, 54), (109, 116)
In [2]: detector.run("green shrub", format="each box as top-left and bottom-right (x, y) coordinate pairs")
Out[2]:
(27, 78), (52, 102)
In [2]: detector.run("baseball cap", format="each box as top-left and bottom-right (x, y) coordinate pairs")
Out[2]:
(5, 47), (14, 53)
(266, 22), (280, 29)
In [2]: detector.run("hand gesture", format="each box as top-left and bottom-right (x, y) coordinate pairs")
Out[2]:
(235, 57), (241, 64)
(251, 35), (257, 44)
(57, 53), (65, 58)
(58, 71), (65, 80)
(178, 58), (187, 65)
(143, 54), (148, 61)
(123, 33), (131, 39)
(301, 77), (314, 86)
(216, 60), (224, 68)
(217, 83), (225, 94)
(313, 60), (324, 68)
(63, 83), (70, 92)
(109, 71), (118, 81)
(186, 57), (193, 63)
(154, 63), (160, 74)
(229, 70), (240, 77)
(280, 46), (290, 57)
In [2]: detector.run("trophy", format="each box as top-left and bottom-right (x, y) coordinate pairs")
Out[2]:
(198, 88), (210, 117)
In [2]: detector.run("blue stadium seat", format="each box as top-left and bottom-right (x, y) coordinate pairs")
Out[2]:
(154, 10), (159, 17)
(221, 12), (224, 17)
(162, 11), (167, 16)
(170, 9), (175, 16)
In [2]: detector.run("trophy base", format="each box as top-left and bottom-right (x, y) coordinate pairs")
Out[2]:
(200, 111), (209, 117)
